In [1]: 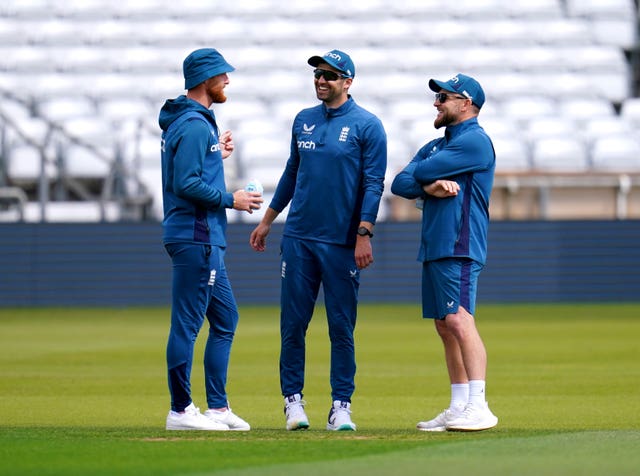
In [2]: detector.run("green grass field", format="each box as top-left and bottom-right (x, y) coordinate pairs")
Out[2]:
(1, 303), (639, 475)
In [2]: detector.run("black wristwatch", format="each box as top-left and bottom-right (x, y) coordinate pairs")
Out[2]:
(357, 226), (373, 238)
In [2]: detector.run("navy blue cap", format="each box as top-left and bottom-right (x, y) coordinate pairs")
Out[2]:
(429, 73), (485, 109)
(307, 49), (355, 78)
(183, 48), (235, 90)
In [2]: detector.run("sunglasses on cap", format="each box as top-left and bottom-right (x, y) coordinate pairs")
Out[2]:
(435, 92), (469, 103)
(313, 68), (348, 81)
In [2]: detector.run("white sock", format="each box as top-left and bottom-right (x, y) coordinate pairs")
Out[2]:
(468, 380), (486, 406)
(450, 383), (469, 410)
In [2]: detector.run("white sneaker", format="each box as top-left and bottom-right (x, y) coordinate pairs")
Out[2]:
(416, 406), (464, 432)
(326, 400), (356, 431)
(446, 402), (498, 431)
(204, 408), (250, 431)
(284, 394), (310, 431)
(166, 403), (229, 431)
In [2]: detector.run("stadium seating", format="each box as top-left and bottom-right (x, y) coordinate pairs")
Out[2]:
(0, 0), (638, 221)
(590, 136), (640, 172)
(493, 137), (532, 173)
(621, 97), (640, 128)
(531, 137), (590, 172)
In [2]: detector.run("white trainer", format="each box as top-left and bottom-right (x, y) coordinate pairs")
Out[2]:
(446, 402), (498, 431)
(166, 403), (229, 431)
(416, 406), (464, 432)
(284, 394), (309, 431)
(204, 408), (250, 431)
(326, 400), (356, 431)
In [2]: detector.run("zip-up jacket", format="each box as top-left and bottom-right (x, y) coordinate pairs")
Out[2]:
(391, 117), (495, 264)
(270, 96), (387, 246)
(159, 95), (234, 246)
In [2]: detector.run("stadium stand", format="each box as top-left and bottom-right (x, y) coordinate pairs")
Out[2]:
(0, 0), (639, 222)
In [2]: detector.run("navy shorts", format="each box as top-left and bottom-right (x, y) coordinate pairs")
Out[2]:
(421, 258), (484, 319)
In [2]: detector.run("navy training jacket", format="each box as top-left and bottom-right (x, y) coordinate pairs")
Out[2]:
(391, 117), (495, 264)
(270, 96), (387, 247)
(159, 95), (234, 246)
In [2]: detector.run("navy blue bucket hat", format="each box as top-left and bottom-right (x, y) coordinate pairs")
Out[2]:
(183, 48), (235, 90)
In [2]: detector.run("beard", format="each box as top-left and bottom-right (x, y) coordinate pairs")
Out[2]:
(210, 88), (227, 104)
(315, 82), (342, 105)
(434, 109), (453, 129)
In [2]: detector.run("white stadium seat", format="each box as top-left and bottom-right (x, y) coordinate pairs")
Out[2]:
(527, 19), (593, 45)
(99, 98), (153, 126)
(565, 0), (636, 20)
(1, 0), (51, 20)
(0, 46), (51, 72)
(480, 117), (519, 140)
(524, 117), (578, 142)
(6, 144), (48, 182)
(581, 117), (632, 143)
(23, 19), (83, 46)
(559, 46), (629, 73)
(531, 72), (598, 99)
(51, 0), (112, 19)
(621, 98), (640, 128)
(558, 98), (616, 122)
(504, 47), (564, 73)
(493, 137), (531, 173)
(237, 137), (289, 187)
(1, 115), (52, 147)
(415, 20), (478, 45)
(591, 20), (637, 48)
(478, 20), (539, 46)
(531, 137), (589, 172)
(60, 143), (111, 179)
(590, 136), (640, 172)
(501, 96), (556, 123)
(386, 99), (433, 125)
(36, 97), (96, 123)
(504, 0), (563, 18)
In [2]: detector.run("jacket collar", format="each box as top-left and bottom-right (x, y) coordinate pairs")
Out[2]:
(321, 95), (355, 117)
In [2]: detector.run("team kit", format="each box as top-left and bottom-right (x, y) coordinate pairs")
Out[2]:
(160, 47), (498, 433)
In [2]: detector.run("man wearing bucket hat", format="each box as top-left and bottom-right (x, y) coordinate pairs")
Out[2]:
(391, 73), (498, 432)
(159, 48), (263, 431)
(250, 49), (387, 431)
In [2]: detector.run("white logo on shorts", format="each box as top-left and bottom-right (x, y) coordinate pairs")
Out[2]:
(208, 269), (216, 286)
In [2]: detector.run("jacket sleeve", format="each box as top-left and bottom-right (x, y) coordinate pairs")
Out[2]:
(360, 118), (387, 224)
(173, 119), (226, 209)
(391, 150), (427, 199)
(413, 133), (494, 184)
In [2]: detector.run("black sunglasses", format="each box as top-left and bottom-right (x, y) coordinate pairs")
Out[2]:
(435, 92), (469, 103)
(313, 69), (347, 81)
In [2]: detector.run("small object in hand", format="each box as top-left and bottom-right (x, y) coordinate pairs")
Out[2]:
(245, 179), (264, 195)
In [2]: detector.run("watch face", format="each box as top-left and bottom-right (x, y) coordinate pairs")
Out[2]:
(357, 226), (372, 237)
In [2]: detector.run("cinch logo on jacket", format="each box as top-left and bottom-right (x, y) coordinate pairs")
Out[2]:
(297, 140), (316, 150)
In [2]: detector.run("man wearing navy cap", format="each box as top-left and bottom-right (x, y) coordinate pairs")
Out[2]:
(159, 48), (263, 431)
(391, 73), (498, 432)
(250, 49), (387, 431)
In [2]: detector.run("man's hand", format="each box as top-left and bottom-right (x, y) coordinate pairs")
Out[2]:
(232, 189), (263, 213)
(423, 180), (460, 198)
(355, 236), (373, 269)
(219, 130), (234, 159)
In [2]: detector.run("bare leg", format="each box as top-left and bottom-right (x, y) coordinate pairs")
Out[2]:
(441, 306), (486, 381)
